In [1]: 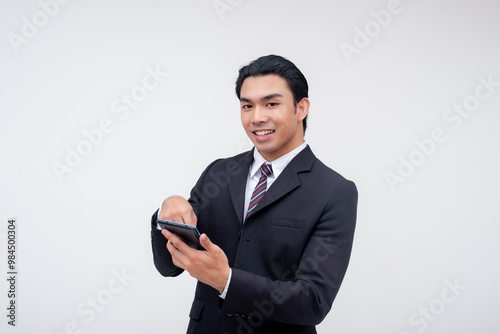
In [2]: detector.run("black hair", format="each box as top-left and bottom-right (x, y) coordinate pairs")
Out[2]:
(235, 55), (309, 133)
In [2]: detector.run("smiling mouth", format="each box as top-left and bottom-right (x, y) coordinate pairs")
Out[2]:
(254, 130), (275, 136)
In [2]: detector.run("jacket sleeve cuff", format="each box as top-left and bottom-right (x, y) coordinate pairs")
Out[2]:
(219, 268), (232, 299)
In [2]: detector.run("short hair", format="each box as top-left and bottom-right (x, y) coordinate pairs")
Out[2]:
(235, 55), (309, 133)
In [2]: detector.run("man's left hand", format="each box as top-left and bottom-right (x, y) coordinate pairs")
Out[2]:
(163, 229), (230, 293)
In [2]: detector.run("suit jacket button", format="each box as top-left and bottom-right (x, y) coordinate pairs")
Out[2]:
(226, 313), (234, 317)
(237, 232), (241, 240)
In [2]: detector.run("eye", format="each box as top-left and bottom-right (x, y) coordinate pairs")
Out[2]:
(241, 104), (253, 110)
(266, 102), (278, 107)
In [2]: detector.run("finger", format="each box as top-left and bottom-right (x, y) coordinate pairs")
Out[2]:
(166, 240), (188, 269)
(166, 239), (178, 251)
(161, 228), (171, 239)
(159, 196), (197, 226)
(160, 216), (182, 224)
(162, 229), (194, 255)
(159, 214), (196, 228)
(187, 210), (198, 227)
(162, 229), (179, 245)
(177, 211), (197, 227)
(199, 233), (215, 252)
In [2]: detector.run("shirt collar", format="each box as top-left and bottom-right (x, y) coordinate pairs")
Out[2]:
(250, 141), (308, 179)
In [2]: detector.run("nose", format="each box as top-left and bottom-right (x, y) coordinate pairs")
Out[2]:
(251, 106), (268, 124)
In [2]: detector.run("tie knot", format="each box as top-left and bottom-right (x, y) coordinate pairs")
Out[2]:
(260, 163), (273, 177)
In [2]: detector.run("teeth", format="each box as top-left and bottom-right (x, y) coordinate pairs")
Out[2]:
(255, 130), (274, 136)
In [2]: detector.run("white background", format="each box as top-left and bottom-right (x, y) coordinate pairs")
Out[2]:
(1, 0), (499, 333)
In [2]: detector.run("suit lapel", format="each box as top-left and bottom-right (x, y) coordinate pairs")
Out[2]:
(229, 149), (254, 224)
(248, 146), (316, 219)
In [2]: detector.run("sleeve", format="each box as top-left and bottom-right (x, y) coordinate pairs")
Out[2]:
(150, 209), (184, 277)
(219, 179), (358, 326)
(150, 159), (221, 277)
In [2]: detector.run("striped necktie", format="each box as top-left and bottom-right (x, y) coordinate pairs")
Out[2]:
(246, 163), (273, 219)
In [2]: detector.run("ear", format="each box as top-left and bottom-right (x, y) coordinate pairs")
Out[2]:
(296, 97), (310, 122)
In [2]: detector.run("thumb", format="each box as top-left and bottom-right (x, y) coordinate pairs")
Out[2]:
(199, 233), (214, 251)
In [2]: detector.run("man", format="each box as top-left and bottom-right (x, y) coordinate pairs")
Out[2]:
(151, 55), (358, 334)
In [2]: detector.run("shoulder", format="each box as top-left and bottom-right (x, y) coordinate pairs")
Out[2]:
(306, 149), (357, 197)
(313, 157), (354, 183)
(196, 149), (252, 181)
(205, 149), (252, 171)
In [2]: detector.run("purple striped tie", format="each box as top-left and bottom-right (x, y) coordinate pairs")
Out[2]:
(246, 163), (273, 219)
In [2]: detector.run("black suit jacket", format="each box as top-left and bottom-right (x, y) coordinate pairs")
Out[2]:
(151, 146), (358, 334)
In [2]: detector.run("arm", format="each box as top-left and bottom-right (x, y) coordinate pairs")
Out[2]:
(151, 195), (199, 276)
(152, 195), (231, 291)
(150, 160), (221, 278)
(163, 229), (230, 292)
(220, 180), (358, 325)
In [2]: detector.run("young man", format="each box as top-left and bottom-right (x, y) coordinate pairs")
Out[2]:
(151, 55), (358, 334)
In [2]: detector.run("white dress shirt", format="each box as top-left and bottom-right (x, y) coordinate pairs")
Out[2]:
(242, 141), (308, 219)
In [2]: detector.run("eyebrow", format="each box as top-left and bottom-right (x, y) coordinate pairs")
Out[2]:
(240, 93), (284, 103)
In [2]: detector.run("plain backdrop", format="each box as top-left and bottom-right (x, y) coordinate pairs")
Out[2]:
(1, 0), (499, 333)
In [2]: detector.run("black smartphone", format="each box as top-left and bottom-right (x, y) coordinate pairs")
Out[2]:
(156, 219), (203, 250)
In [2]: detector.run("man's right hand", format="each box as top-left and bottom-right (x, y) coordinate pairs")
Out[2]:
(159, 195), (197, 227)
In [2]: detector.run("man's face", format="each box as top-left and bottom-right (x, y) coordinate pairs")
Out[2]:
(239, 74), (309, 162)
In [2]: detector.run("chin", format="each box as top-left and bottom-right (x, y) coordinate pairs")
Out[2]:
(255, 145), (275, 155)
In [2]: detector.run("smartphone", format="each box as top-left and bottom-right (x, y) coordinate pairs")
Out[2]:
(156, 218), (203, 250)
